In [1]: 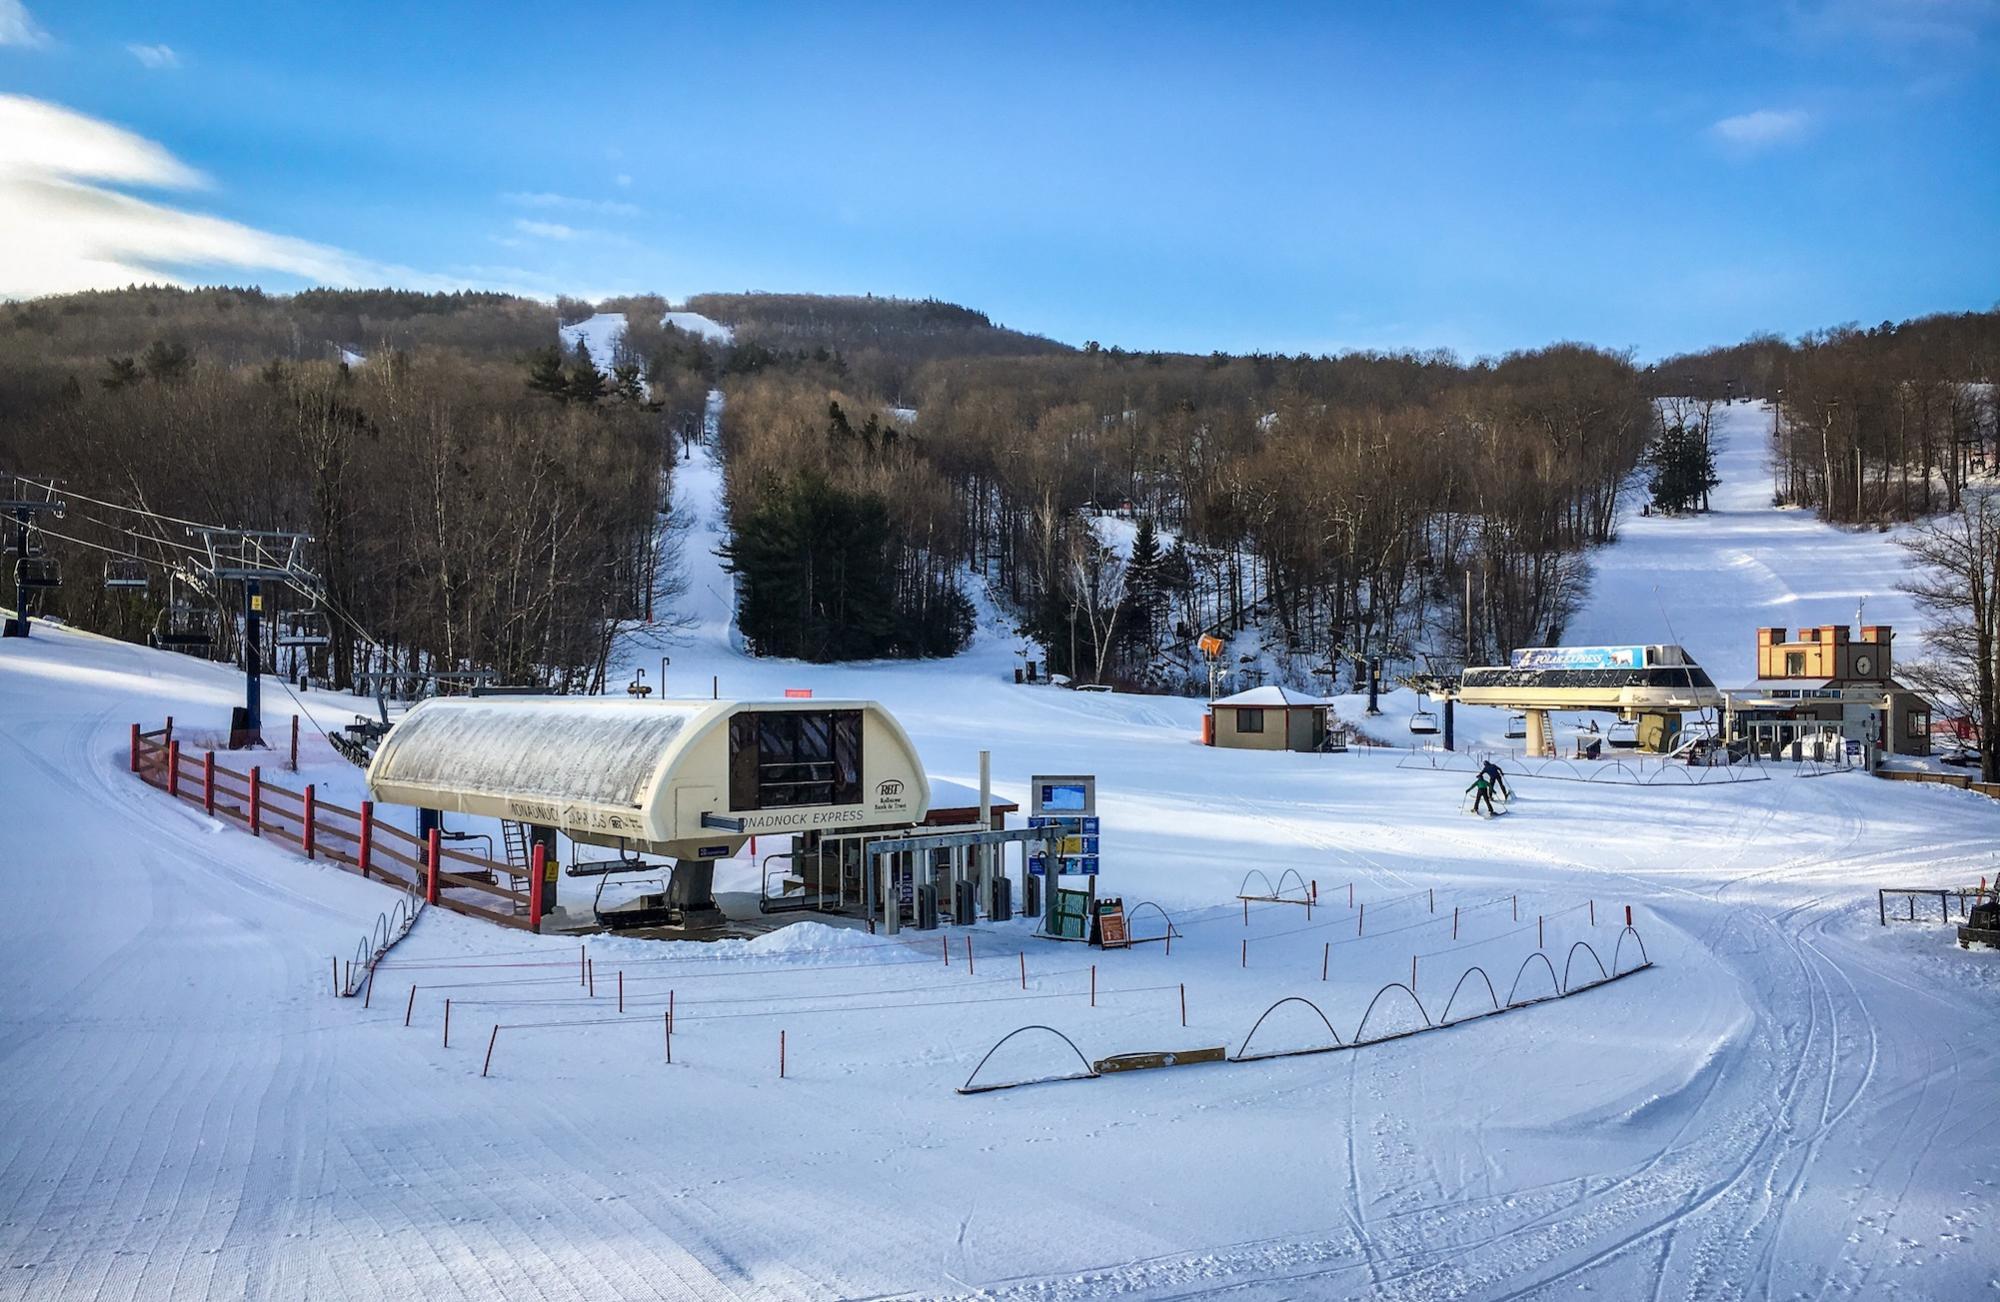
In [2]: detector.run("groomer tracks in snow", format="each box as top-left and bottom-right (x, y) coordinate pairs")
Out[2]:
(2, 400), (1996, 1299)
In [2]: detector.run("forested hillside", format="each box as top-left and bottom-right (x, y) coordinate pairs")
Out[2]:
(4, 286), (1994, 694)
(0, 287), (673, 694)
(1649, 312), (1999, 524)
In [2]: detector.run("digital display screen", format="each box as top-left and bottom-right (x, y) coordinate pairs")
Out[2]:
(1039, 782), (1088, 812)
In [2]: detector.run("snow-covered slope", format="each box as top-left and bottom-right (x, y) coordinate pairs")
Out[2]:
(9, 387), (1998, 1298)
(560, 309), (735, 375)
(7, 588), (1999, 1299)
(1567, 400), (1925, 685)
(558, 311), (629, 372)
(662, 310), (732, 344)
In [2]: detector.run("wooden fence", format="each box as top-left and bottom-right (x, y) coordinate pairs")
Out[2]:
(131, 719), (543, 932)
(1873, 768), (2000, 802)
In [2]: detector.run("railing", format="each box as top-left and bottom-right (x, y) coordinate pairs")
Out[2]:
(130, 719), (540, 932)
(1873, 768), (2000, 801)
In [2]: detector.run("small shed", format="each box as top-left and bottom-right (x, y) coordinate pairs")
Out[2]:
(366, 696), (931, 859)
(1206, 685), (1327, 752)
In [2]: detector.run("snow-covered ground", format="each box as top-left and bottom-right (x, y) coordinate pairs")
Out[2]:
(559, 312), (630, 371)
(1567, 400), (1926, 685)
(3, 401), (1998, 1300)
(662, 311), (733, 344)
(561, 309), (735, 373)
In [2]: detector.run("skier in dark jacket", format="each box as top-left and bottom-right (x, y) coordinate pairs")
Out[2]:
(1479, 759), (1512, 802)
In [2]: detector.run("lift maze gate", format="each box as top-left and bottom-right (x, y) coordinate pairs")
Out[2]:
(858, 825), (1077, 937)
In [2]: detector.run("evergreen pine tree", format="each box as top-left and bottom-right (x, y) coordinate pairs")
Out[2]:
(610, 361), (646, 404)
(526, 347), (569, 400)
(567, 339), (607, 403)
(1646, 420), (1720, 514)
(1122, 515), (1163, 664)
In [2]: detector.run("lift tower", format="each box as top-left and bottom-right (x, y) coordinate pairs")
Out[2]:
(1, 476), (67, 639)
(191, 528), (317, 747)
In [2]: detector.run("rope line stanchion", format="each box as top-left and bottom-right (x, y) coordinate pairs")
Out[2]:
(482, 1025), (499, 1078)
(443, 998), (451, 1048)
(405, 985), (417, 1027)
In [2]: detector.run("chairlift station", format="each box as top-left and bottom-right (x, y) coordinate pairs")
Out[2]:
(365, 695), (1078, 938)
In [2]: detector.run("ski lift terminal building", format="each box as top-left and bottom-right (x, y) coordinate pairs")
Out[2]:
(367, 696), (934, 919)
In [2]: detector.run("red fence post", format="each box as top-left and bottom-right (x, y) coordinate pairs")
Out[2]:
(426, 827), (441, 905)
(129, 724), (140, 774)
(529, 843), (546, 932)
(167, 741), (181, 798)
(203, 751), (215, 815)
(1624, 904), (1632, 927)
(303, 785), (317, 859)
(358, 801), (374, 879)
(249, 766), (262, 835)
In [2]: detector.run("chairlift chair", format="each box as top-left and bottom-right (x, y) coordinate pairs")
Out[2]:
(273, 610), (329, 648)
(14, 555), (61, 589)
(104, 558), (149, 591)
(1606, 718), (1640, 750)
(1408, 702), (1440, 736)
(152, 603), (217, 654)
(1505, 712), (1527, 740)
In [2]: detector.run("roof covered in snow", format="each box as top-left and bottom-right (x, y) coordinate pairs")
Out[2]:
(1210, 685), (1323, 708)
(366, 696), (930, 849)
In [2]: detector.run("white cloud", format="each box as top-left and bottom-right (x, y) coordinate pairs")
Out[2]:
(513, 218), (579, 240)
(1709, 107), (1812, 150)
(0, 94), (448, 299)
(126, 42), (179, 69)
(614, 173), (632, 188)
(502, 190), (638, 217)
(0, 0), (48, 47)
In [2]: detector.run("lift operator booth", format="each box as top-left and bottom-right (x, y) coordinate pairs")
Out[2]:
(366, 695), (931, 927)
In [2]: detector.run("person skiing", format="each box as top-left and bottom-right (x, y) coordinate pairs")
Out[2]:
(1479, 758), (1512, 802)
(1466, 770), (1500, 817)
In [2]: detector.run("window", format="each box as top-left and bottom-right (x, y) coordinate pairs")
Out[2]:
(1783, 651), (1807, 676)
(1236, 708), (1266, 733)
(728, 709), (863, 810)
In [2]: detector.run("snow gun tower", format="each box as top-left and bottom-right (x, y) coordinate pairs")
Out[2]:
(365, 696), (932, 930)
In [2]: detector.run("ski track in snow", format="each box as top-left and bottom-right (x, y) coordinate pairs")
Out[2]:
(2, 402), (1997, 1299)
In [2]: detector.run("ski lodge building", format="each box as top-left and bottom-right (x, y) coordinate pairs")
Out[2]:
(1726, 625), (1932, 760)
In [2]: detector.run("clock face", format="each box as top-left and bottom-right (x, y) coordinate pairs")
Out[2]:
(1854, 654), (1873, 676)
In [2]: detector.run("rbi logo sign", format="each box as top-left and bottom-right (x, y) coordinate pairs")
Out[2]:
(876, 779), (905, 799)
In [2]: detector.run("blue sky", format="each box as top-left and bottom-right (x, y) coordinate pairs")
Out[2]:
(2, 0), (1996, 358)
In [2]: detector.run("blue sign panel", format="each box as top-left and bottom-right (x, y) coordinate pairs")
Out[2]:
(1509, 645), (1646, 671)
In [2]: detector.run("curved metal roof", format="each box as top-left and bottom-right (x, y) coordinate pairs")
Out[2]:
(365, 696), (932, 852)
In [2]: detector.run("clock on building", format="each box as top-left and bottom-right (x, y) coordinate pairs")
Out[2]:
(1853, 653), (1873, 677)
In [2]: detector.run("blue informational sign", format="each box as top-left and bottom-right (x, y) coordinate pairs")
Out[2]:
(1509, 645), (1646, 671)
(1028, 810), (1102, 876)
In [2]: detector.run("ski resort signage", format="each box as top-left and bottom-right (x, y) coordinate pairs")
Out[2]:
(1509, 645), (1646, 671)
